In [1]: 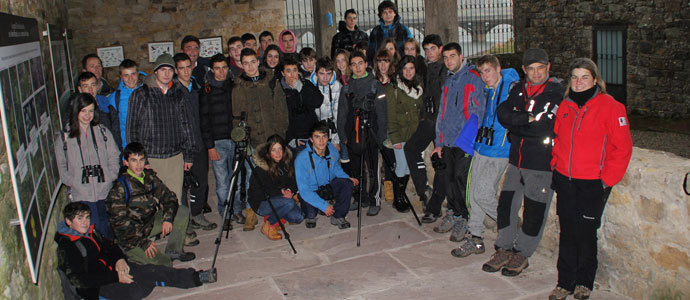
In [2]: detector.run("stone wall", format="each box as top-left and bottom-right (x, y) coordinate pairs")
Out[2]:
(67, 0), (287, 83)
(537, 148), (690, 299)
(0, 1), (70, 299)
(513, 0), (690, 118)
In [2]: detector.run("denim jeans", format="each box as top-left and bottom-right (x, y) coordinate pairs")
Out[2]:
(300, 178), (353, 219)
(256, 196), (304, 225)
(393, 142), (410, 177)
(210, 139), (241, 217)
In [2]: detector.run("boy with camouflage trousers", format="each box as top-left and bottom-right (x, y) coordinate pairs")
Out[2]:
(106, 142), (197, 267)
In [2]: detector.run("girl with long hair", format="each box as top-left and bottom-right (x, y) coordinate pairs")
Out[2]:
(248, 134), (304, 240)
(55, 93), (120, 238)
(334, 49), (351, 86)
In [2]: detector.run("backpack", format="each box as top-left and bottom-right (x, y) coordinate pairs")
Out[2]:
(57, 232), (102, 300)
(116, 175), (154, 206)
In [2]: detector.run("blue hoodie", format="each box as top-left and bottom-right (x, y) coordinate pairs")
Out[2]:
(106, 71), (147, 148)
(295, 142), (350, 212)
(474, 68), (520, 158)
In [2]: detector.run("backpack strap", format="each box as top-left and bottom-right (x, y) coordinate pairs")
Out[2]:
(117, 176), (133, 206)
(115, 89), (121, 112)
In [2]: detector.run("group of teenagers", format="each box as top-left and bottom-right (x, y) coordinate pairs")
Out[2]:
(53, 1), (633, 299)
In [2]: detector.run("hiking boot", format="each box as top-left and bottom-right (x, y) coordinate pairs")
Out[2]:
(191, 214), (218, 231)
(433, 213), (457, 233)
(231, 212), (246, 224)
(349, 197), (369, 211)
(305, 218), (317, 228)
(260, 221), (283, 240)
(421, 212), (439, 223)
(366, 205), (381, 216)
(186, 228), (197, 239)
(202, 203), (212, 214)
(449, 218), (469, 242)
(166, 250), (196, 262)
(383, 180), (394, 202)
(198, 268), (217, 284)
(243, 208), (258, 231)
(451, 236), (485, 257)
(393, 197), (410, 213)
(222, 218), (233, 231)
(184, 234), (200, 246)
(482, 249), (513, 272)
(573, 285), (591, 299)
(501, 252), (529, 276)
(330, 216), (351, 229)
(549, 286), (573, 300)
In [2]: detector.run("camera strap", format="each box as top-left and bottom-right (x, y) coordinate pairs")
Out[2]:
(485, 79), (505, 129)
(308, 147), (331, 183)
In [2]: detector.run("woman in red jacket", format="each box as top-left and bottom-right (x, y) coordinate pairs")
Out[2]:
(549, 58), (632, 300)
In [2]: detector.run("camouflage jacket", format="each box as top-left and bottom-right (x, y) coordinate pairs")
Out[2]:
(105, 169), (178, 251)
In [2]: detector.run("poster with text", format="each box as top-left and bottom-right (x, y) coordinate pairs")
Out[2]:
(0, 12), (61, 284)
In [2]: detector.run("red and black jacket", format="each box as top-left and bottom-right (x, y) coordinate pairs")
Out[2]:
(551, 91), (633, 186)
(497, 79), (565, 171)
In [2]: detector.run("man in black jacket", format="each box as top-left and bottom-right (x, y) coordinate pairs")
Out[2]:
(174, 53), (216, 231)
(199, 53), (245, 230)
(181, 35), (210, 85)
(56, 202), (215, 300)
(482, 48), (564, 277)
(330, 9), (368, 59)
(280, 57), (324, 150)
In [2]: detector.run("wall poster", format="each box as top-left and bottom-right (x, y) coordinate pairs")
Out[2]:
(0, 12), (62, 284)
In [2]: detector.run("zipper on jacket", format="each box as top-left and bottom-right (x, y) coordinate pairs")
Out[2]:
(567, 105), (580, 179)
(576, 106), (588, 131)
(599, 134), (608, 173)
(517, 138), (524, 167)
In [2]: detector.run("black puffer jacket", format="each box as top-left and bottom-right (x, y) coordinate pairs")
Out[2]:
(200, 75), (234, 149)
(248, 143), (297, 212)
(330, 21), (369, 58)
(281, 78), (324, 142)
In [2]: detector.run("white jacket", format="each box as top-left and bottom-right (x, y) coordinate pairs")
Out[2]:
(310, 71), (342, 144)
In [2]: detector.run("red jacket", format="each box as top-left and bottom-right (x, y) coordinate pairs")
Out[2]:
(551, 92), (632, 186)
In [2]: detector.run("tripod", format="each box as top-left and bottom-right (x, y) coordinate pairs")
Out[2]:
(353, 111), (423, 247)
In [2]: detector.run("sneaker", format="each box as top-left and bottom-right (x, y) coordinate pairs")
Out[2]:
(305, 218), (317, 228)
(433, 213), (456, 233)
(231, 212), (246, 224)
(573, 285), (591, 299)
(549, 286), (573, 300)
(501, 252), (529, 276)
(482, 249), (513, 272)
(330, 216), (351, 229)
(166, 250), (196, 262)
(198, 268), (217, 284)
(393, 198), (410, 213)
(366, 205), (381, 216)
(421, 212), (439, 223)
(451, 236), (485, 257)
(184, 235), (200, 247)
(449, 217), (468, 242)
(222, 218), (233, 231)
(191, 214), (218, 231)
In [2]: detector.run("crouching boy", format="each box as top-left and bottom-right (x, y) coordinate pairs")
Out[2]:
(56, 202), (216, 300)
(106, 142), (197, 267)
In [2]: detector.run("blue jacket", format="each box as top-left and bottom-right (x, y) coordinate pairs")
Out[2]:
(106, 71), (147, 148)
(367, 15), (412, 63)
(435, 60), (487, 153)
(474, 68), (520, 158)
(295, 142), (350, 212)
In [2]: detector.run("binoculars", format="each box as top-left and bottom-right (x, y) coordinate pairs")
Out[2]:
(424, 96), (435, 114)
(476, 126), (495, 146)
(81, 165), (105, 184)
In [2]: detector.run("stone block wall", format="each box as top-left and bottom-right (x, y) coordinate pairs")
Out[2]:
(67, 0), (287, 83)
(513, 0), (690, 118)
(538, 148), (690, 299)
(0, 1), (70, 299)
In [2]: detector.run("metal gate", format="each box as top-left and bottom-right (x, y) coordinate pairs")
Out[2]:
(286, 0), (315, 51)
(457, 0), (514, 57)
(594, 26), (627, 105)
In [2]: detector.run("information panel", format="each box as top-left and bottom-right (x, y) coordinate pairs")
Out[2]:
(0, 12), (62, 283)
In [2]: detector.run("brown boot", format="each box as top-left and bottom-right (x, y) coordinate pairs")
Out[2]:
(243, 208), (258, 231)
(383, 180), (394, 202)
(260, 221), (282, 240)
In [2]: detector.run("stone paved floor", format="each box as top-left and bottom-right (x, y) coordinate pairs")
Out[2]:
(145, 172), (632, 300)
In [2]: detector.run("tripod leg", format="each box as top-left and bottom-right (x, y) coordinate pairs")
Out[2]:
(357, 144), (364, 247)
(211, 158), (242, 270)
(265, 196), (297, 254)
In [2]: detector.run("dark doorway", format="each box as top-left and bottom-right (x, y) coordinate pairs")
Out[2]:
(593, 26), (627, 105)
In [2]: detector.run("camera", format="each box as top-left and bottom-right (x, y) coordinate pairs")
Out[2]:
(231, 112), (251, 149)
(316, 184), (334, 200)
(183, 170), (200, 189)
(431, 152), (446, 170)
(347, 92), (376, 113)
(475, 126), (495, 146)
(326, 118), (337, 134)
(81, 165), (105, 184)
(424, 96), (435, 114)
